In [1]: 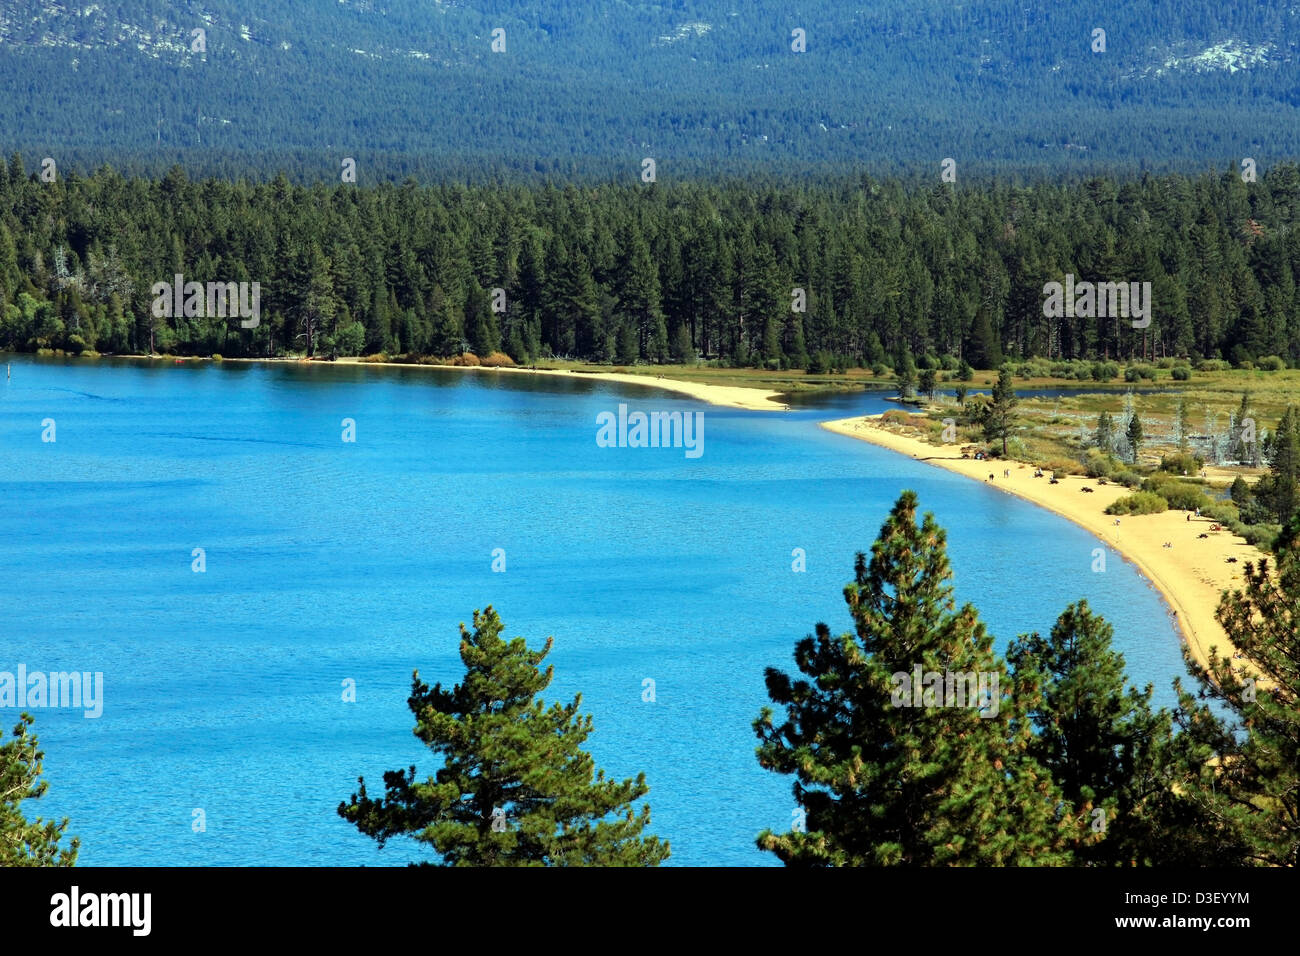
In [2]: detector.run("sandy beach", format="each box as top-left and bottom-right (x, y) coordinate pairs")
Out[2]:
(327, 358), (792, 411)
(821, 414), (1255, 674)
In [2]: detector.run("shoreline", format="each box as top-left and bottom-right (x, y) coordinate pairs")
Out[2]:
(23, 351), (793, 411)
(821, 414), (1252, 675)
(234, 356), (794, 411)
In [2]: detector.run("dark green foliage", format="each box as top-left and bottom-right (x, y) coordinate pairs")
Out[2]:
(339, 607), (669, 866)
(1094, 411), (1114, 452)
(754, 492), (1080, 866)
(1, 714), (79, 866)
(917, 367), (937, 401)
(7, 163), (1300, 367)
(1256, 407), (1300, 525)
(1174, 524), (1300, 866)
(1007, 602), (1202, 866)
(1126, 414), (1144, 463)
(984, 367), (1017, 456)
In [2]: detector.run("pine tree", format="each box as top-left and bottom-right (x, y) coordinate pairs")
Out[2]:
(1094, 411), (1114, 452)
(1260, 406), (1299, 523)
(895, 351), (916, 401)
(984, 366), (1018, 456)
(669, 322), (694, 364)
(1126, 412), (1144, 465)
(754, 492), (1079, 866)
(1174, 521), (1300, 866)
(1, 714), (79, 866)
(1007, 602), (1192, 865)
(917, 367), (937, 401)
(339, 607), (669, 866)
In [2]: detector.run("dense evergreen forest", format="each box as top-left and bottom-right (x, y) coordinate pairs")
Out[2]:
(2, 0), (1298, 181)
(3, 158), (1300, 368)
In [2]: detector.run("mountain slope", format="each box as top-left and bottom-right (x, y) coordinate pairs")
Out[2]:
(1, 1), (1297, 180)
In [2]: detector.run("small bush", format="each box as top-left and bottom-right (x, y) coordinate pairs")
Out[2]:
(1158, 452), (1202, 475)
(1171, 365), (1191, 380)
(454, 352), (481, 367)
(1240, 524), (1279, 548)
(210, 353), (223, 361)
(1083, 448), (1117, 478)
(1202, 502), (1240, 524)
(1257, 355), (1286, 371)
(1197, 359), (1231, 372)
(1113, 470), (1143, 488)
(1105, 492), (1169, 516)
(880, 409), (911, 425)
(1237, 360), (1255, 371)
(939, 354), (958, 371)
(1156, 357), (1176, 369)
(1142, 479), (1212, 512)
(359, 353), (390, 363)
(479, 351), (517, 367)
(871, 362), (888, 377)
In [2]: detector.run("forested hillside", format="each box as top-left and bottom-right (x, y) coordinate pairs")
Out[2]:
(1, 0), (1297, 180)
(3, 158), (1299, 367)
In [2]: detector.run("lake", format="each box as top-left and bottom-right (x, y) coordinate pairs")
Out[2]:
(0, 356), (1190, 866)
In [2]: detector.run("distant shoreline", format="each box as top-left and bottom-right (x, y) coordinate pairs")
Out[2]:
(194, 355), (791, 411)
(821, 414), (1253, 675)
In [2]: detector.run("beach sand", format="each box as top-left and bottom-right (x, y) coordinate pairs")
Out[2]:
(821, 414), (1256, 674)
(324, 358), (791, 411)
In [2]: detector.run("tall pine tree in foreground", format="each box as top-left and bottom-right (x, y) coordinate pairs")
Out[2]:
(1006, 601), (1223, 866)
(339, 607), (668, 866)
(754, 491), (1080, 865)
(0, 714), (78, 866)
(1175, 519), (1300, 867)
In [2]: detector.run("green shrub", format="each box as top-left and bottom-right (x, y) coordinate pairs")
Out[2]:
(1105, 492), (1169, 516)
(1257, 355), (1286, 371)
(871, 361), (888, 377)
(1158, 452), (1202, 475)
(1083, 447), (1117, 478)
(1240, 524), (1279, 548)
(1156, 357), (1175, 369)
(1171, 365), (1191, 380)
(1202, 502), (1241, 524)
(1197, 359), (1231, 372)
(939, 354), (958, 371)
(1113, 470), (1143, 488)
(1141, 478), (1212, 512)
(1237, 360), (1255, 371)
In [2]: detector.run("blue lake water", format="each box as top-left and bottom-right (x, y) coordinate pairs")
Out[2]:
(0, 356), (1190, 866)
